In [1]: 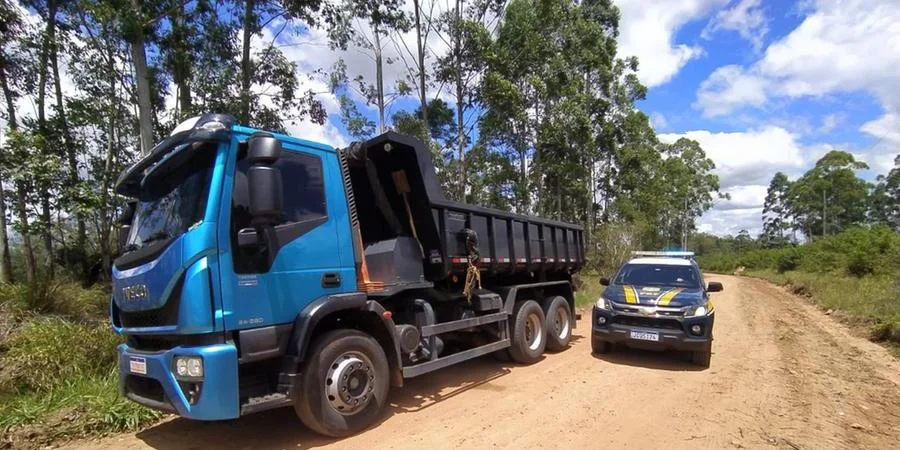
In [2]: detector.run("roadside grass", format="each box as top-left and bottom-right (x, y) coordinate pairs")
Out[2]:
(574, 272), (604, 308)
(0, 281), (164, 449)
(746, 269), (900, 354)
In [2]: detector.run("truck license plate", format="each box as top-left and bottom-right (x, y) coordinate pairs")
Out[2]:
(129, 357), (147, 375)
(630, 330), (659, 342)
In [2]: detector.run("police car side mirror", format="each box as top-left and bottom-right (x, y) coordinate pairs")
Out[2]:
(600, 277), (610, 286)
(707, 281), (723, 292)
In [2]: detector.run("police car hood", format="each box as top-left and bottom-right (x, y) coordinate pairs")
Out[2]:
(603, 284), (704, 307)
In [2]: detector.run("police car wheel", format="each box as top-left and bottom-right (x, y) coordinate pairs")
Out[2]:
(591, 340), (611, 354)
(691, 347), (711, 368)
(542, 296), (572, 352)
(294, 329), (390, 437)
(509, 300), (546, 364)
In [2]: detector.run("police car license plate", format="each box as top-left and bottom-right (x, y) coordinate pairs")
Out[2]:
(129, 357), (147, 375)
(630, 330), (659, 342)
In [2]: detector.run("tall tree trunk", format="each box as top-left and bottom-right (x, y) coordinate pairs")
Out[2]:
(454, 0), (465, 201)
(413, 0), (427, 127)
(14, 183), (36, 289)
(374, 23), (385, 133)
(173, 1), (192, 117)
(0, 51), (16, 283)
(37, 0), (59, 280)
(100, 35), (117, 276)
(50, 24), (87, 281)
(240, 0), (254, 125)
(130, 0), (153, 155)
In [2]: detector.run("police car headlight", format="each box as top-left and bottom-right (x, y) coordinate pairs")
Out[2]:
(595, 297), (610, 310)
(684, 304), (708, 318)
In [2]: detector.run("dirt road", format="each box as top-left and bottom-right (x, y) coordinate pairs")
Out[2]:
(70, 275), (900, 450)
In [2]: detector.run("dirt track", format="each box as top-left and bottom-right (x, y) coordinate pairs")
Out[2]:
(68, 275), (900, 450)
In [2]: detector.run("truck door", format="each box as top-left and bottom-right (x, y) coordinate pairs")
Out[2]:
(219, 137), (356, 330)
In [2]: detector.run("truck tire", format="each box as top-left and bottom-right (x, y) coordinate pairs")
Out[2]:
(508, 300), (546, 364)
(294, 329), (390, 437)
(542, 296), (572, 352)
(691, 346), (712, 369)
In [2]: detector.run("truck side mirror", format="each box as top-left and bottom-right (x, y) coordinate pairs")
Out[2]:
(707, 281), (723, 292)
(243, 135), (283, 268)
(247, 135), (283, 220)
(118, 200), (137, 253)
(600, 277), (610, 286)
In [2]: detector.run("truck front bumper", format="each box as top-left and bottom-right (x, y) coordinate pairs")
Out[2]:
(591, 307), (714, 352)
(117, 342), (240, 420)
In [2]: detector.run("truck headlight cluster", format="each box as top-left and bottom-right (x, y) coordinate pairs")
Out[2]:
(174, 356), (203, 378)
(595, 297), (610, 310)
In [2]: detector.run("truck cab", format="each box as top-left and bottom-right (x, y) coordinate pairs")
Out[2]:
(112, 114), (584, 436)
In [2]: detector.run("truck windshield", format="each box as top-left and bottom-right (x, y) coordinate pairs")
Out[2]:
(614, 264), (700, 288)
(125, 142), (217, 250)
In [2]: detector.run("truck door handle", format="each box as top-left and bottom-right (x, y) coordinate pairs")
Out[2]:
(321, 273), (341, 288)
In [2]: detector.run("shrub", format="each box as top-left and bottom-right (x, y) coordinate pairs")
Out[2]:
(0, 317), (121, 393)
(0, 374), (162, 447)
(776, 248), (801, 273)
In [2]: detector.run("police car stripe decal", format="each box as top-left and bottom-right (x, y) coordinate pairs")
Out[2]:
(624, 285), (639, 304)
(656, 288), (684, 306)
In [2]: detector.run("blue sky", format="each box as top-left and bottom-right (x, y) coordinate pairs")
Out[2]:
(188, 0), (900, 237)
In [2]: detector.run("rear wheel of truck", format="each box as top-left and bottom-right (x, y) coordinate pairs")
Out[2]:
(508, 300), (546, 363)
(294, 329), (390, 437)
(543, 296), (572, 352)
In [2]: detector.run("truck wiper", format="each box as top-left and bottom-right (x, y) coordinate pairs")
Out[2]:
(143, 231), (172, 244)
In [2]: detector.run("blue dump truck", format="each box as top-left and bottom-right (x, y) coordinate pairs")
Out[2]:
(111, 114), (585, 436)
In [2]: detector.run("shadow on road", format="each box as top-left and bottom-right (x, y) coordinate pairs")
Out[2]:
(135, 355), (517, 450)
(591, 346), (707, 372)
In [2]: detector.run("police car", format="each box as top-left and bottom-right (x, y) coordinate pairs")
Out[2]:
(591, 251), (723, 368)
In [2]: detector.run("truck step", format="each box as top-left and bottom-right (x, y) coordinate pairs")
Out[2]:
(402, 338), (510, 378)
(240, 392), (292, 415)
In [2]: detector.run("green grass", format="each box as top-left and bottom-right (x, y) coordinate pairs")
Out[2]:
(0, 281), (164, 449)
(0, 375), (162, 448)
(747, 269), (900, 349)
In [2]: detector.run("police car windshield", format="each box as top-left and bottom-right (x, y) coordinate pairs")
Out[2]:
(614, 264), (701, 288)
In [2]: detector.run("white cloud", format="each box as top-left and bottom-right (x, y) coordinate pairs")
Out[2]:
(698, 207), (764, 236)
(615, 0), (728, 88)
(650, 112), (668, 130)
(659, 126), (805, 188)
(818, 113), (844, 134)
(716, 184), (767, 210)
(702, 0), (769, 51)
(695, 0), (900, 130)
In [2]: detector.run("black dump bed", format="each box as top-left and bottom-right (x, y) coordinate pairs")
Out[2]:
(339, 132), (585, 283)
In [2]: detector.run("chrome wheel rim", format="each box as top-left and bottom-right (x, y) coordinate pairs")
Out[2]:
(525, 313), (543, 351)
(325, 351), (375, 415)
(553, 307), (570, 340)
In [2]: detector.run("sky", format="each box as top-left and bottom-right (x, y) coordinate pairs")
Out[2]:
(275, 0), (899, 237)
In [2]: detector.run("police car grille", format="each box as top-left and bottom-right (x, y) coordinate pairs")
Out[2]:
(612, 316), (683, 330)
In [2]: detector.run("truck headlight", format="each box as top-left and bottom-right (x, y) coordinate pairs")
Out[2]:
(174, 356), (203, 378)
(595, 297), (610, 310)
(684, 304), (708, 318)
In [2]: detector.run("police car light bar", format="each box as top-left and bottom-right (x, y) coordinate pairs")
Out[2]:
(631, 251), (695, 258)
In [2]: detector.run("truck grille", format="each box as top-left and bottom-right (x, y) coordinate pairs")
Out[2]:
(118, 292), (181, 328)
(611, 316), (683, 331)
(126, 375), (168, 404)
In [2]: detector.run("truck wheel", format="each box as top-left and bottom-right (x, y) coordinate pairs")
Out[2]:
(294, 329), (390, 437)
(542, 296), (572, 352)
(508, 300), (546, 364)
(691, 346), (712, 368)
